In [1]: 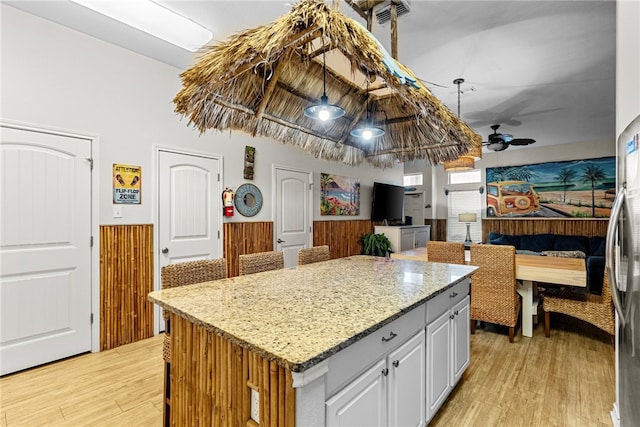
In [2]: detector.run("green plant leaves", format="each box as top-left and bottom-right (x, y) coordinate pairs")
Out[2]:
(361, 232), (392, 257)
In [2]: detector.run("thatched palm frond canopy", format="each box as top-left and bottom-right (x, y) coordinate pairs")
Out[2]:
(174, 0), (480, 168)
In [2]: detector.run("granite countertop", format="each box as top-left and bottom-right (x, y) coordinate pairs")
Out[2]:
(148, 255), (477, 372)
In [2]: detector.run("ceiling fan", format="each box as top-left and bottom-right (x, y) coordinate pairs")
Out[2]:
(483, 124), (536, 152)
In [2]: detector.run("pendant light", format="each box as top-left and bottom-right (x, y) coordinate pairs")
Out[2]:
(304, 49), (345, 121)
(444, 77), (478, 171)
(350, 83), (385, 140)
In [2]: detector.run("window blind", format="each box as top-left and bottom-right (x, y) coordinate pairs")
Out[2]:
(447, 190), (482, 243)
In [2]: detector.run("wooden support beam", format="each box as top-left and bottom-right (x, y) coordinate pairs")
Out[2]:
(391, 1), (398, 59)
(343, 0), (368, 20)
(366, 143), (461, 157)
(213, 98), (347, 146)
(254, 59), (286, 124)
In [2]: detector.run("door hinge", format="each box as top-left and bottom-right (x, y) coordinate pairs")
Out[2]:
(86, 157), (94, 170)
(90, 313), (94, 324)
(217, 230), (220, 239)
(90, 236), (94, 247)
(217, 173), (220, 182)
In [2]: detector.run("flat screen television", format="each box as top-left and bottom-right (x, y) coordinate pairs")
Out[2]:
(371, 182), (405, 222)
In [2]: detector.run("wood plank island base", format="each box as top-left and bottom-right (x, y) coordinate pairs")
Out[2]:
(149, 256), (477, 426)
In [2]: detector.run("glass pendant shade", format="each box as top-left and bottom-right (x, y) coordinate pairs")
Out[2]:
(304, 50), (345, 121)
(443, 156), (475, 171)
(304, 95), (345, 121)
(350, 122), (385, 139)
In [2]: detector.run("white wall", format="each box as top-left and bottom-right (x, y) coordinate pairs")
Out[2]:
(0, 5), (402, 226)
(404, 138), (616, 218)
(616, 0), (640, 135)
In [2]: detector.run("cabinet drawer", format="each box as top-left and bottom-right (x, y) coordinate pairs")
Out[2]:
(426, 279), (469, 323)
(326, 303), (426, 397)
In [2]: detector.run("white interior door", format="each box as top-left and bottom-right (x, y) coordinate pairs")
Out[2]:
(274, 167), (312, 268)
(0, 126), (92, 375)
(158, 150), (222, 268)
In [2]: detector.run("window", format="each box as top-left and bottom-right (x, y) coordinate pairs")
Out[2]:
(403, 173), (423, 187)
(448, 169), (481, 185)
(447, 190), (482, 243)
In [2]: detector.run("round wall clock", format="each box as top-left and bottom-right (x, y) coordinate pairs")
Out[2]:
(234, 183), (263, 217)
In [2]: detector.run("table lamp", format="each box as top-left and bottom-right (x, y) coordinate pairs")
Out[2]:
(458, 213), (477, 244)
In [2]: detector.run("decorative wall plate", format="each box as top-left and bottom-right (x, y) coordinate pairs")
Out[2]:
(235, 183), (263, 217)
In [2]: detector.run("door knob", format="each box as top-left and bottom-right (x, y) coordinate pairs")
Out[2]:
(277, 238), (285, 243)
(161, 247), (169, 254)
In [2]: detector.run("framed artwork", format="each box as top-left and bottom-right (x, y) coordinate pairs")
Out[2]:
(485, 156), (615, 218)
(320, 173), (360, 216)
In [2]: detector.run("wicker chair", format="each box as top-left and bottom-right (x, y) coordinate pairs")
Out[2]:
(543, 267), (614, 337)
(239, 251), (284, 275)
(427, 241), (466, 264)
(469, 244), (521, 343)
(298, 245), (330, 265)
(160, 258), (227, 427)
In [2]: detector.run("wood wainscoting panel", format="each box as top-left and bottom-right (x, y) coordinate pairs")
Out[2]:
(482, 218), (609, 243)
(425, 219), (447, 241)
(170, 314), (295, 427)
(100, 224), (154, 351)
(224, 221), (274, 277)
(313, 220), (374, 259)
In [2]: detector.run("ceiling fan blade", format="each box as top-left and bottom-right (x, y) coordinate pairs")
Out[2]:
(509, 138), (536, 146)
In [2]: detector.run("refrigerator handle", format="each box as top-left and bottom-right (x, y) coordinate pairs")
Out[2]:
(606, 188), (625, 326)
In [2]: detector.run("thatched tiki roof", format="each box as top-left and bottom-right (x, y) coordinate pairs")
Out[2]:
(174, 0), (480, 168)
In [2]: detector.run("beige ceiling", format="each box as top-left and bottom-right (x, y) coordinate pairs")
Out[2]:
(5, 0), (616, 153)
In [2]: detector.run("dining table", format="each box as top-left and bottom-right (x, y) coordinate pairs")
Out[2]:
(391, 247), (587, 337)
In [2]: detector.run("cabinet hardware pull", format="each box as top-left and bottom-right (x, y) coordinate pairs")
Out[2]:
(450, 292), (458, 298)
(381, 368), (389, 376)
(450, 314), (455, 320)
(454, 310), (459, 316)
(392, 360), (399, 368)
(381, 331), (397, 342)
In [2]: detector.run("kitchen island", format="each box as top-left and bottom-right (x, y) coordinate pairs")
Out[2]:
(149, 255), (477, 426)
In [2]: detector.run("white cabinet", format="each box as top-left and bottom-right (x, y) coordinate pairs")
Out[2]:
(451, 298), (470, 384)
(426, 293), (470, 422)
(388, 331), (426, 427)
(326, 330), (426, 427)
(375, 225), (431, 253)
(326, 359), (387, 427)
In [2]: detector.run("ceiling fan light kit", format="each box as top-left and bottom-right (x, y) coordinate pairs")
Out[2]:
(484, 124), (536, 151)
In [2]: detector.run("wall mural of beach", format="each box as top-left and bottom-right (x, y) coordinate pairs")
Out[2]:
(320, 173), (360, 216)
(486, 156), (616, 218)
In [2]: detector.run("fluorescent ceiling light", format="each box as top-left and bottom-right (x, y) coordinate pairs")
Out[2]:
(70, 0), (213, 52)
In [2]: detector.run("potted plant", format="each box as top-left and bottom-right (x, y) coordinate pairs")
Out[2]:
(361, 232), (393, 257)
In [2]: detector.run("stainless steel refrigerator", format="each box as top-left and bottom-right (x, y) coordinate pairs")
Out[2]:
(607, 114), (640, 427)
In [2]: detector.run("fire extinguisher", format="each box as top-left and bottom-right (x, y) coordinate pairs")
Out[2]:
(222, 187), (235, 217)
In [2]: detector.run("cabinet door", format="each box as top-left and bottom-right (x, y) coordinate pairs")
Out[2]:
(451, 296), (470, 385)
(400, 230), (415, 251)
(388, 330), (426, 427)
(414, 229), (429, 248)
(426, 311), (451, 421)
(326, 359), (387, 427)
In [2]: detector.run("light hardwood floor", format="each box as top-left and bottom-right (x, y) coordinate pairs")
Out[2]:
(0, 319), (614, 426)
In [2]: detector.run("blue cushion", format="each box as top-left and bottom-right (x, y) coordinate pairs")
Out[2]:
(489, 233), (521, 248)
(589, 236), (606, 256)
(520, 234), (555, 252)
(553, 235), (589, 254)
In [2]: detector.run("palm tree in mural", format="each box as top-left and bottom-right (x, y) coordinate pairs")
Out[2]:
(320, 173), (336, 215)
(487, 166), (537, 183)
(580, 163), (607, 217)
(555, 168), (577, 203)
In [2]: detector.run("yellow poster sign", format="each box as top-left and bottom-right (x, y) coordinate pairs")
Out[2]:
(113, 164), (141, 204)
